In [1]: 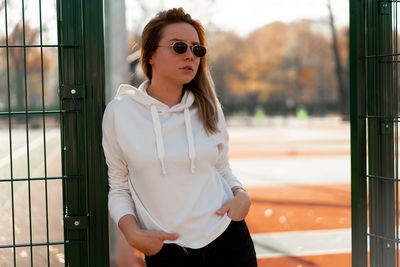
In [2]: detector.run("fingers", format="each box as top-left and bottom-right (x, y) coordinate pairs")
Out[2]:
(216, 201), (232, 216)
(157, 232), (180, 241)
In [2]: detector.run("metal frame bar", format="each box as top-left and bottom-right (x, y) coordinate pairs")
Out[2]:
(0, 176), (81, 182)
(0, 44), (78, 48)
(351, 0), (400, 266)
(4, 0), (17, 264)
(57, 0), (109, 265)
(20, 0), (35, 263)
(0, 110), (78, 116)
(57, 0), (88, 264)
(392, 2), (399, 265)
(38, 0), (51, 263)
(0, 44), (79, 48)
(0, 240), (81, 250)
(366, 0), (396, 264)
(350, 0), (368, 266)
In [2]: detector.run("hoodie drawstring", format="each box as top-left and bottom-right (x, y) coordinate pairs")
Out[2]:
(150, 105), (167, 175)
(184, 108), (196, 173)
(150, 105), (196, 175)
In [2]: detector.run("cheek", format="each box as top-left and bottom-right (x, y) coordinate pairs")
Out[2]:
(194, 60), (201, 73)
(154, 55), (174, 72)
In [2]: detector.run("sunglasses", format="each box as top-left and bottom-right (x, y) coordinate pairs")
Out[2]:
(159, 41), (207, 58)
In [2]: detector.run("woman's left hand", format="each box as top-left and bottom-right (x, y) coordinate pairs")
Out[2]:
(216, 189), (251, 221)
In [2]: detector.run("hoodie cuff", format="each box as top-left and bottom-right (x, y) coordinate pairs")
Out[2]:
(225, 175), (243, 190)
(112, 211), (137, 227)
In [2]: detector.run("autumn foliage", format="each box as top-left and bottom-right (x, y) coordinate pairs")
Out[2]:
(206, 20), (349, 115)
(0, 23), (58, 111)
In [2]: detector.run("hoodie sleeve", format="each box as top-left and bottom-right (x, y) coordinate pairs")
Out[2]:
(102, 102), (137, 225)
(215, 106), (243, 189)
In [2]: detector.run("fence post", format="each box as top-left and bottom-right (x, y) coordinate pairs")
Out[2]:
(58, 0), (109, 265)
(350, 0), (368, 265)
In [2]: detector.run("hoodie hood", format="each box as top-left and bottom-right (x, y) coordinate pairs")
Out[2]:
(115, 80), (196, 175)
(115, 80), (195, 112)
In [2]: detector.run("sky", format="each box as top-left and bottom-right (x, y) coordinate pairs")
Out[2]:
(0, 0), (349, 43)
(0, 0), (58, 43)
(126, 0), (349, 37)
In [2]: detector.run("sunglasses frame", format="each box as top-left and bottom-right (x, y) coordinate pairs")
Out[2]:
(158, 41), (207, 58)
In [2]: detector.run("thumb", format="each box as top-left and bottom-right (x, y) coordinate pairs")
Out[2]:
(216, 201), (231, 216)
(158, 231), (180, 241)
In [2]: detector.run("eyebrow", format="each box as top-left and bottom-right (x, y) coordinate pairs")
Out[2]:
(169, 38), (200, 45)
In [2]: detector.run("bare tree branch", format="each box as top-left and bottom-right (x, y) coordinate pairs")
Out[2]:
(327, 0), (349, 118)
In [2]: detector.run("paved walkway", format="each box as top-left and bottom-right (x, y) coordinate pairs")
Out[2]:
(231, 156), (349, 186)
(227, 118), (351, 267)
(0, 150), (64, 267)
(244, 182), (351, 267)
(252, 228), (351, 258)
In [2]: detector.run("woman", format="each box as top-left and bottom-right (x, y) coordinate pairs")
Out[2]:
(102, 7), (257, 267)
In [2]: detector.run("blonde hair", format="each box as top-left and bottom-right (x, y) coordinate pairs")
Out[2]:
(140, 7), (220, 134)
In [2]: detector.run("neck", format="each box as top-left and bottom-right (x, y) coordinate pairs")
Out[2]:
(147, 79), (184, 107)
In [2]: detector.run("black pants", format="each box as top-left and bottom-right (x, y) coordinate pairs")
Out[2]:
(144, 220), (257, 267)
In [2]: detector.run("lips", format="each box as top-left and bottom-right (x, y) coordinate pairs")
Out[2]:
(180, 66), (193, 71)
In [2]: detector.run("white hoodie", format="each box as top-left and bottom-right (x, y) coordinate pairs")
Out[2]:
(102, 80), (243, 248)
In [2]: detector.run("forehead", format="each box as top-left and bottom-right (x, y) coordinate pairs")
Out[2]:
(160, 23), (200, 44)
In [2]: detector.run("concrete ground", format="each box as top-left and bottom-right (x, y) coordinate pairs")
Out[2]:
(230, 117), (351, 267)
(0, 148), (64, 267)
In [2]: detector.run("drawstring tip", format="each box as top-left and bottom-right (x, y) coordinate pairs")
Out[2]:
(161, 161), (167, 175)
(191, 161), (195, 173)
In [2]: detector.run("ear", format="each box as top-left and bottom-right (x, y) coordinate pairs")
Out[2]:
(149, 57), (154, 65)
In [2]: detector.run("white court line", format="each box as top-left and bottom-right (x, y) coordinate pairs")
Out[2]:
(0, 129), (60, 169)
(231, 157), (350, 186)
(251, 228), (351, 258)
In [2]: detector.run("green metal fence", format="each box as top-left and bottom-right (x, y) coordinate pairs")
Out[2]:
(351, 0), (400, 266)
(0, 0), (109, 266)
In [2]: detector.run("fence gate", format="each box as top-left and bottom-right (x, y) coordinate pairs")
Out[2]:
(0, 0), (109, 266)
(351, 0), (400, 266)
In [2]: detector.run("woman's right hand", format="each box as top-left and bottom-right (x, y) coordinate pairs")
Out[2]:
(118, 214), (179, 256)
(127, 229), (180, 256)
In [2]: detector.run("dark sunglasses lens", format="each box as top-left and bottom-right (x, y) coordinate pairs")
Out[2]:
(173, 42), (188, 54)
(192, 45), (206, 57)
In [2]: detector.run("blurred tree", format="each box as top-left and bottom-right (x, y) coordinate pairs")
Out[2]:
(231, 22), (293, 101)
(327, 0), (349, 119)
(224, 19), (340, 114)
(207, 29), (243, 107)
(288, 20), (337, 107)
(0, 23), (51, 111)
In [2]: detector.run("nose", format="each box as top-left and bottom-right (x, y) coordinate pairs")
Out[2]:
(184, 47), (195, 61)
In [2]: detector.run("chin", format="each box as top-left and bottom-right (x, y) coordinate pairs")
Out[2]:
(178, 77), (195, 85)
